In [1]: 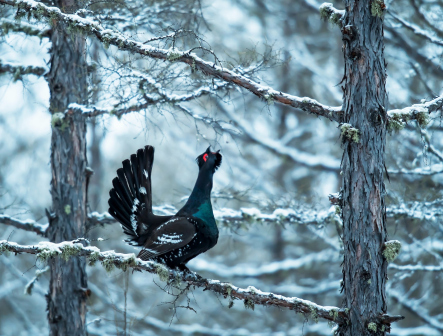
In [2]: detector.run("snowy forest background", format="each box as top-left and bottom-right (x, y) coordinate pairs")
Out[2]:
(0, 0), (442, 335)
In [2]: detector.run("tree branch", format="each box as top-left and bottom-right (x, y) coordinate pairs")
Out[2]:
(0, 18), (50, 38)
(0, 239), (348, 324)
(0, 0), (343, 122)
(0, 214), (48, 235)
(387, 94), (443, 128)
(0, 59), (47, 80)
(389, 12), (443, 47)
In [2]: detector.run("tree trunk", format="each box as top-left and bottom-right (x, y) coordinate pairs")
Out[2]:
(46, 0), (89, 333)
(338, 1), (388, 335)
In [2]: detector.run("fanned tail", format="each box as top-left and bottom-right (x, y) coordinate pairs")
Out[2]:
(108, 145), (154, 244)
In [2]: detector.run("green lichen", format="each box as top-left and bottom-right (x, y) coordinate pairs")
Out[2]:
(387, 118), (406, 133)
(0, 242), (9, 255)
(329, 308), (339, 321)
(335, 205), (341, 215)
(118, 254), (137, 272)
(310, 306), (319, 323)
(37, 248), (59, 261)
(61, 244), (82, 261)
(383, 240), (401, 262)
(340, 123), (360, 143)
(51, 113), (69, 131)
(367, 279), (372, 284)
(226, 285), (233, 297)
(319, 3), (342, 26)
(263, 93), (275, 106)
(371, 0), (385, 18)
(244, 298), (255, 311)
(64, 205), (71, 215)
(381, 325), (386, 332)
(167, 49), (182, 62)
(416, 111), (430, 128)
(155, 264), (170, 282)
(88, 251), (100, 266)
(368, 322), (377, 332)
(102, 257), (116, 272)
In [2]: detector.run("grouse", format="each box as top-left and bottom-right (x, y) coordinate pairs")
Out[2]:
(108, 145), (221, 270)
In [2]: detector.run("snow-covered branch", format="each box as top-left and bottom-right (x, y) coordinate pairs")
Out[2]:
(386, 201), (443, 221)
(387, 94), (443, 130)
(88, 205), (342, 229)
(389, 264), (443, 272)
(0, 59), (47, 80)
(0, 18), (50, 38)
(319, 3), (344, 26)
(389, 12), (443, 47)
(0, 239), (348, 324)
(0, 0), (342, 122)
(387, 164), (443, 176)
(0, 214), (48, 235)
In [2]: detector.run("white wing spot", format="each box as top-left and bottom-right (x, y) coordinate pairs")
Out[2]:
(130, 214), (138, 236)
(143, 169), (149, 178)
(157, 234), (183, 244)
(132, 198), (140, 213)
(139, 187), (147, 194)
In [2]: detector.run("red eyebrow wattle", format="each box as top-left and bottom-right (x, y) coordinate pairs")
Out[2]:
(203, 153), (208, 162)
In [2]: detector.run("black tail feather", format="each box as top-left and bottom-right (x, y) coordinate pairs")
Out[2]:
(108, 146), (155, 242)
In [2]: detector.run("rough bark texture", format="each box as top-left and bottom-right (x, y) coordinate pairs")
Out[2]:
(338, 1), (388, 335)
(46, 0), (89, 333)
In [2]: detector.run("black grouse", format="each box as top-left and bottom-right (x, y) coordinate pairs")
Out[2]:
(108, 145), (221, 270)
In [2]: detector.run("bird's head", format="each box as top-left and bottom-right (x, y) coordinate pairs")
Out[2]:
(196, 146), (222, 173)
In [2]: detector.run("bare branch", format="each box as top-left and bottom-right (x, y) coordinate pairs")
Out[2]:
(390, 288), (443, 332)
(0, 59), (47, 80)
(0, 0), (343, 122)
(389, 12), (443, 47)
(0, 214), (48, 235)
(0, 239), (348, 324)
(219, 102), (341, 171)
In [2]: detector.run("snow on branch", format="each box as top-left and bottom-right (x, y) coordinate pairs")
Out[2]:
(387, 94), (443, 130)
(389, 264), (443, 272)
(0, 59), (47, 80)
(0, 0), (343, 122)
(389, 12), (443, 47)
(0, 18), (50, 38)
(0, 214), (48, 235)
(386, 201), (443, 221)
(319, 3), (345, 26)
(88, 205), (342, 228)
(0, 239), (348, 325)
(387, 164), (443, 176)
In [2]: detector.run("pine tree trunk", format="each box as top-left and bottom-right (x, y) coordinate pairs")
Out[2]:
(46, 0), (89, 333)
(337, 1), (388, 335)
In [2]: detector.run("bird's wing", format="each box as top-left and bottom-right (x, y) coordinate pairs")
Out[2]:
(108, 145), (160, 243)
(137, 217), (197, 261)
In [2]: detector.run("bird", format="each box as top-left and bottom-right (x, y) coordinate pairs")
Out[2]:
(108, 145), (222, 271)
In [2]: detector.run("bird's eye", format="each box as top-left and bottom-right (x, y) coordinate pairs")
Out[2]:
(203, 153), (208, 162)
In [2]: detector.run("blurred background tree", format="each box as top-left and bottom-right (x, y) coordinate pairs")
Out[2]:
(0, 0), (442, 335)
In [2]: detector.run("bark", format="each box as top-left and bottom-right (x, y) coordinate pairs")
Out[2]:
(46, 0), (89, 333)
(338, 1), (388, 335)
